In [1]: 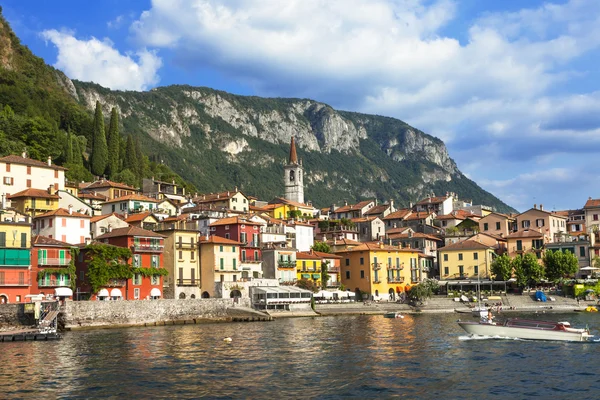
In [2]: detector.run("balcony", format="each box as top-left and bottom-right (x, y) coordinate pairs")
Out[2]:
(241, 257), (262, 263)
(327, 267), (340, 273)
(39, 279), (71, 287)
(278, 261), (296, 269)
(133, 244), (164, 252)
(387, 265), (404, 270)
(176, 279), (200, 287)
(38, 258), (71, 266)
(373, 279), (382, 284)
(0, 278), (30, 286)
(177, 243), (196, 250)
(242, 241), (261, 248)
(388, 277), (405, 284)
(372, 263), (382, 271)
(513, 246), (525, 253)
(105, 279), (127, 287)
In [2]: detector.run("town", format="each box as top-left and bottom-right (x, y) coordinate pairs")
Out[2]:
(0, 137), (597, 312)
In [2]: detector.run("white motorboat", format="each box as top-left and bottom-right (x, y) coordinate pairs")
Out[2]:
(458, 312), (593, 342)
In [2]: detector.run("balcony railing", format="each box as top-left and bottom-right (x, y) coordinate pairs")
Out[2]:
(278, 261), (296, 269)
(242, 241), (261, 248)
(327, 267), (340, 273)
(176, 279), (200, 287)
(297, 269), (318, 273)
(241, 257), (262, 263)
(39, 279), (71, 287)
(133, 244), (164, 252)
(177, 243), (196, 250)
(38, 258), (71, 266)
(372, 263), (382, 271)
(388, 277), (405, 283)
(373, 279), (382, 284)
(0, 278), (30, 286)
(105, 279), (127, 287)
(387, 265), (404, 270)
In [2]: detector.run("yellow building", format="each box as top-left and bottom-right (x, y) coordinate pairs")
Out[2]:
(0, 215), (32, 304)
(505, 229), (545, 261)
(438, 238), (497, 280)
(296, 251), (322, 285)
(8, 188), (60, 217)
(337, 243), (420, 301)
(155, 221), (200, 300)
(199, 235), (242, 298)
(194, 190), (249, 213)
(267, 197), (315, 220)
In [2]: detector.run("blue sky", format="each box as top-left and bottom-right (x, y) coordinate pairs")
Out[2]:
(3, 0), (600, 212)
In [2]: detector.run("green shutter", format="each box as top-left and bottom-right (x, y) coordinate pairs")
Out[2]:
(233, 259), (237, 270)
(220, 258), (224, 270)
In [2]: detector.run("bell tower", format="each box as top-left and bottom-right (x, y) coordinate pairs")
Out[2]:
(284, 136), (304, 204)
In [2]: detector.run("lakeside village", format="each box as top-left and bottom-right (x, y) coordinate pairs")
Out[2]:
(0, 137), (599, 313)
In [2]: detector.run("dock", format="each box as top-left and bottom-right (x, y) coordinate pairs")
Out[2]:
(0, 328), (61, 342)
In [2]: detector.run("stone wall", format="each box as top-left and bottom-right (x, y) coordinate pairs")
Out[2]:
(62, 298), (251, 329)
(0, 303), (36, 330)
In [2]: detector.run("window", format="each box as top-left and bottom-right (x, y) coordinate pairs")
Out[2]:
(360, 270), (365, 279)
(444, 267), (449, 276)
(474, 265), (479, 275)
(345, 271), (350, 279)
(61, 235), (67, 242)
(443, 254), (448, 261)
(360, 257), (364, 265)
(516, 240), (523, 251)
(580, 246), (586, 258)
(483, 223), (488, 231)
(302, 260), (306, 270)
(27, 166), (31, 175)
(458, 253), (463, 261)
(233, 259), (237, 270)
(473, 252), (478, 260)
(20, 232), (26, 248)
(225, 225), (230, 230)
(536, 219), (545, 227)
(594, 214), (599, 221)
(134, 288), (140, 299)
(133, 254), (141, 267)
(80, 220), (85, 228)
(458, 265), (464, 275)
(3, 177), (13, 185)
(522, 220), (530, 228)
(219, 245), (223, 252)
(54, 170), (59, 179)
(26, 179), (31, 188)
(5, 163), (10, 172)
(151, 275), (160, 285)
(220, 258), (224, 270)
(191, 251), (195, 260)
(496, 222), (501, 230)
(49, 219), (53, 228)
(345, 258), (350, 266)
(225, 233), (230, 239)
(133, 273), (142, 285)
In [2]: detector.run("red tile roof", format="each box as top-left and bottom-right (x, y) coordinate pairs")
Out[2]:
(415, 196), (448, 205)
(102, 194), (159, 204)
(387, 232), (442, 241)
(364, 204), (391, 216)
(32, 235), (73, 247)
(78, 192), (109, 201)
(336, 242), (422, 253)
(194, 190), (245, 203)
(199, 235), (242, 245)
(125, 212), (156, 223)
(0, 155), (67, 170)
(404, 212), (434, 221)
(334, 200), (375, 213)
(90, 212), (125, 223)
(8, 188), (59, 199)
(82, 179), (137, 191)
(440, 239), (494, 251)
(382, 209), (412, 220)
(96, 226), (165, 240)
(296, 251), (321, 260)
(584, 198), (600, 208)
(311, 250), (342, 259)
(210, 216), (263, 226)
(34, 208), (92, 219)
(505, 229), (544, 239)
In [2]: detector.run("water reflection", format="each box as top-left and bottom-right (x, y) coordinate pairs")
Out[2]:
(1, 313), (600, 398)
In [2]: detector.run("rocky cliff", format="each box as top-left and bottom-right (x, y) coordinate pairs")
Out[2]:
(70, 81), (512, 212)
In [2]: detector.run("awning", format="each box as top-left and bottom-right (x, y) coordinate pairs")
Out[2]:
(312, 273), (320, 279)
(98, 288), (109, 297)
(301, 274), (310, 279)
(150, 288), (161, 297)
(110, 288), (123, 298)
(315, 290), (333, 299)
(54, 287), (73, 297)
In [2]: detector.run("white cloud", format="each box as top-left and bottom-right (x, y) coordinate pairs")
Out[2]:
(126, 0), (600, 209)
(107, 15), (124, 29)
(41, 29), (162, 91)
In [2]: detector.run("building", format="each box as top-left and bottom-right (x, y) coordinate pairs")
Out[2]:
(363, 201), (396, 219)
(584, 198), (600, 233)
(413, 194), (454, 215)
(0, 216), (32, 304)
(33, 208), (92, 244)
(437, 238), (497, 280)
(193, 190), (249, 213)
(331, 200), (376, 220)
(296, 251), (322, 285)
(124, 211), (159, 230)
(210, 216), (263, 277)
(478, 212), (515, 238)
(7, 187), (60, 217)
(86, 226), (166, 300)
(0, 154), (66, 199)
(546, 232), (594, 278)
(505, 229), (546, 260)
(31, 235), (73, 299)
(515, 205), (567, 242)
(262, 243), (298, 284)
(89, 213), (128, 240)
(286, 220), (314, 252)
(382, 208), (412, 230)
(352, 216), (385, 242)
(199, 235), (242, 298)
(312, 251), (342, 289)
(57, 190), (94, 216)
(284, 136), (304, 204)
(403, 212), (436, 228)
(80, 179), (139, 200)
(142, 177), (186, 202)
(155, 219), (200, 300)
(101, 194), (159, 216)
(266, 197), (315, 219)
(77, 192), (108, 215)
(337, 243), (420, 301)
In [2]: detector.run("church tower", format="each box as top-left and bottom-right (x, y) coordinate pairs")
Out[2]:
(284, 136), (304, 204)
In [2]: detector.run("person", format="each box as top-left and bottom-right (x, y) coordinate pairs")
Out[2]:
(487, 310), (494, 324)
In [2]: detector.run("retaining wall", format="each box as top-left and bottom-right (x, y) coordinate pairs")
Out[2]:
(62, 298), (251, 329)
(0, 303), (36, 330)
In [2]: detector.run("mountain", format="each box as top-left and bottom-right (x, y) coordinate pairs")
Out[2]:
(0, 9), (515, 212)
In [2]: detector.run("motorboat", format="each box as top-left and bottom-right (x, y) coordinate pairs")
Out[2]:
(384, 311), (404, 319)
(458, 311), (593, 342)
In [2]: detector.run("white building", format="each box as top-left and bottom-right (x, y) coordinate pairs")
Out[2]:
(33, 208), (92, 244)
(0, 154), (66, 200)
(101, 194), (159, 215)
(90, 213), (129, 240)
(287, 221), (314, 252)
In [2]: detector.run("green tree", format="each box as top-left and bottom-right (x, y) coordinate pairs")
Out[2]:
(72, 135), (84, 165)
(106, 107), (120, 177)
(287, 210), (303, 220)
(320, 260), (330, 290)
(511, 255), (526, 287)
(490, 254), (512, 281)
(311, 241), (331, 253)
(85, 244), (133, 293)
(522, 253), (544, 287)
(543, 250), (579, 281)
(90, 101), (107, 176)
(407, 278), (439, 304)
(65, 162), (94, 183)
(112, 169), (138, 187)
(123, 135), (138, 173)
(64, 130), (73, 164)
(296, 278), (319, 292)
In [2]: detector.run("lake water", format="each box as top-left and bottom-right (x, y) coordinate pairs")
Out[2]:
(1, 312), (600, 399)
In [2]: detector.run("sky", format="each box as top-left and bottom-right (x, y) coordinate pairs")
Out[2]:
(3, 0), (600, 212)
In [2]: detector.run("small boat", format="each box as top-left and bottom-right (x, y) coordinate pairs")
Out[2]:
(585, 306), (598, 312)
(384, 311), (404, 319)
(458, 310), (593, 342)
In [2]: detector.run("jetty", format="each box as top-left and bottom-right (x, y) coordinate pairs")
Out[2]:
(0, 301), (61, 342)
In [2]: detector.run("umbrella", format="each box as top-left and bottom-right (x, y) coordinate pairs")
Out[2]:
(580, 267), (600, 271)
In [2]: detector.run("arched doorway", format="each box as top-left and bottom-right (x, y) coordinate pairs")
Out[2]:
(190, 294), (196, 299)
(0, 294), (7, 304)
(201, 291), (210, 298)
(388, 288), (395, 301)
(230, 290), (242, 298)
(179, 292), (186, 299)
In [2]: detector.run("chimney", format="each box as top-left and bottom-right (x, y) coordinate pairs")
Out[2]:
(534, 204), (537, 209)
(540, 204), (544, 211)
(344, 200), (348, 206)
(234, 186), (238, 192)
(375, 199), (378, 206)
(107, 224), (112, 233)
(21, 151), (27, 158)
(68, 205), (73, 215)
(389, 200), (394, 210)
(409, 202), (413, 208)
(47, 156), (52, 166)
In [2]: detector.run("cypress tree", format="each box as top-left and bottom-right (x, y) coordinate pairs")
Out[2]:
(73, 137), (83, 165)
(106, 107), (120, 177)
(123, 135), (137, 172)
(134, 136), (144, 178)
(90, 101), (107, 176)
(64, 130), (73, 164)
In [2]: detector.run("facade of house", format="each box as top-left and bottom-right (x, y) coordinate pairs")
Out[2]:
(286, 221), (314, 252)
(478, 212), (515, 238)
(90, 213), (128, 240)
(515, 206), (567, 242)
(413, 194), (453, 215)
(438, 239), (497, 280)
(193, 190), (249, 213)
(546, 231), (594, 278)
(505, 229), (546, 260)
(0, 217), (32, 304)
(584, 198), (600, 233)
(210, 216), (263, 276)
(199, 235), (242, 298)
(8, 188), (60, 217)
(142, 177), (186, 202)
(0, 154), (66, 199)
(77, 192), (107, 215)
(363, 201), (396, 219)
(403, 212), (436, 228)
(261, 244), (298, 284)
(101, 194), (159, 216)
(267, 197), (315, 219)
(382, 208), (412, 229)
(124, 212), (159, 230)
(33, 208), (91, 244)
(295, 251), (322, 285)
(332, 200), (376, 220)
(337, 243), (420, 301)
(352, 216), (385, 242)
(80, 179), (139, 200)
(155, 220), (200, 300)
(57, 190), (94, 216)
(31, 235), (73, 298)
(79, 226), (165, 300)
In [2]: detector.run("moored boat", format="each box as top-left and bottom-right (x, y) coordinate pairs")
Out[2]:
(384, 311), (404, 319)
(458, 316), (593, 342)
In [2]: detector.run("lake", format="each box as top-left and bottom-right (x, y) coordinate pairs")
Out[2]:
(1, 312), (599, 399)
